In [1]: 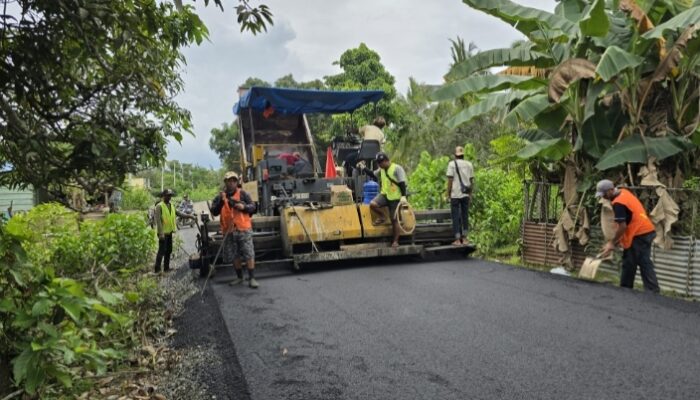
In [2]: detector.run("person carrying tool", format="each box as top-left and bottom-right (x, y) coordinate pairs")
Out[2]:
(210, 171), (259, 289)
(446, 146), (474, 246)
(366, 152), (408, 248)
(154, 188), (194, 274)
(597, 179), (660, 293)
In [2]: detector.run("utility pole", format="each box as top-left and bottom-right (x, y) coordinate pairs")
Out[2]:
(161, 165), (164, 192)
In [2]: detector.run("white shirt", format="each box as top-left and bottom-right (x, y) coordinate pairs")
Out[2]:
(446, 159), (474, 199)
(359, 125), (385, 144)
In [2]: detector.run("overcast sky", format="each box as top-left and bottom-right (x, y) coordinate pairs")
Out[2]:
(170, 0), (557, 168)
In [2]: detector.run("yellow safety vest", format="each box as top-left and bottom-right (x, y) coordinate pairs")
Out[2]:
(159, 202), (177, 234)
(380, 163), (401, 201)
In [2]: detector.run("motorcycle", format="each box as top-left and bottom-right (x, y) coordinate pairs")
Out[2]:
(176, 202), (195, 229)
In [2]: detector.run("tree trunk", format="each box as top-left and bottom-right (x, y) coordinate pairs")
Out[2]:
(0, 352), (12, 396)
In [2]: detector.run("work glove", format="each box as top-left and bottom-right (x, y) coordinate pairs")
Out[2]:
(399, 196), (408, 204)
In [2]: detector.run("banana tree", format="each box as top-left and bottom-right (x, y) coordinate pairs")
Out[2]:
(434, 0), (700, 182)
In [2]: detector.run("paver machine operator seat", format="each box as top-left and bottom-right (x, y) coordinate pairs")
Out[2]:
(357, 139), (381, 170)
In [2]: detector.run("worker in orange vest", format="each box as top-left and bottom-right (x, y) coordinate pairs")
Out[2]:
(210, 171), (259, 288)
(597, 179), (659, 293)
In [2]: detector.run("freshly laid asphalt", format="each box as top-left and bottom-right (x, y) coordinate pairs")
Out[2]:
(180, 226), (700, 399)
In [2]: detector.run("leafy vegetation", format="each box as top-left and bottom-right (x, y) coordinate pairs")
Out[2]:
(1, 204), (160, 397)
(121, 187), (155, 211)
(438, 0), (700, 186)
(0, 0), (208, 198)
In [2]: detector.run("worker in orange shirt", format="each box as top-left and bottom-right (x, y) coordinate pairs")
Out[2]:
(597, 179), (659, 293)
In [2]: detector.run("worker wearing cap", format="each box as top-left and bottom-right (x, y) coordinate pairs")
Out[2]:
(367, 152), (408, 248)
(154, 188), (194, 274)
(210, 171), (259, 289)
(446, 146), (474, 246)
(597, 179), (660, 293)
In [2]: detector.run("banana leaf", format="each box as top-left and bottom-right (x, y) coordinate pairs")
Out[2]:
(517, 128), (563, 141)
(548, 59), (597, 102)
(504, 94), (550, 127)
(595, 134), (694, 170)
(555, 0), (586, 23)
(432, 75), (545, 101)
(517, 138), (573, 161)
(446, 45), (553, 80)
(446, 90), (536, 128)
(579, 0), (610, 37)
(593, 15), (634, 49)
(534, 104), (569, 134)
(582, 101), (626, 158)
(595, 46), (645, 82)
(463, 0), (577, 38)
(642, 6), (700, 39)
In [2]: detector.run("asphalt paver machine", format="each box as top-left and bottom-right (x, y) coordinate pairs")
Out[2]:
(191, 87), (474, 276)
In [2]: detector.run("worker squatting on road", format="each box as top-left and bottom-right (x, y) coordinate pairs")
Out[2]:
(365, 152), (409, 248)
(446, 145), (474, 246)
(210, 171), (260, 289)
(596, 179), (660, 293)
(154, 188), (195, 274)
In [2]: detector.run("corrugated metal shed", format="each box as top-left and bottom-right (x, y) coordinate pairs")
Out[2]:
(0, 186), (36, 217)
(523, 222), (700, 297)
(521, 221), (587, 268)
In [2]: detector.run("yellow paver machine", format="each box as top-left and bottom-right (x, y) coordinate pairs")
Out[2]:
(191, 87), (474, 276)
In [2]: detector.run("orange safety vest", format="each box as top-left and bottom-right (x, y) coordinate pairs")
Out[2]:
(612, 188), (655, 249)
(220, 190), (252, 233)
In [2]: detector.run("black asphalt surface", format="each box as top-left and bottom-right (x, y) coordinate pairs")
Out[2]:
(180, 226), (700, 399)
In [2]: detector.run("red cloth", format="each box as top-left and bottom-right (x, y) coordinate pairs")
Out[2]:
(325, 146), (337, 178)
(277, 153), (297, 166)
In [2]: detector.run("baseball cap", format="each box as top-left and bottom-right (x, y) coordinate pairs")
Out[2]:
(595, 179), (615, 197)
(375, 152), (389, 163)
(455, 146), (464, 156)
(223, 171), (239, 181)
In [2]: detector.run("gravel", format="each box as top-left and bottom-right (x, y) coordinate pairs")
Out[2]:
(156, 230), (251, 400)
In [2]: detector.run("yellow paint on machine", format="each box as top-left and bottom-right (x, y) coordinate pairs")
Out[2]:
(282, 204), (363, 244)
(357, 204), (412, 238)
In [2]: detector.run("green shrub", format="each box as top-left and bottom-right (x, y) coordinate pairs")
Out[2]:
(470, 168), (523, 254)
(6, 204), (156, 275)
(121, 187), (154, 210)
(0, 204), (159, 397)
(408, 151), (450, 210)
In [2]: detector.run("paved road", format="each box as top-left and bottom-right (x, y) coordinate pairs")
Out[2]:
(179, 227), (700, 400)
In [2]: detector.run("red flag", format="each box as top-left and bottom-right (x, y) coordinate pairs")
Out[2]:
(325, 146), (337, 178)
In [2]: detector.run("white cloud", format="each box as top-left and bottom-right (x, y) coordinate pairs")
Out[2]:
(170, 0), (557, 167)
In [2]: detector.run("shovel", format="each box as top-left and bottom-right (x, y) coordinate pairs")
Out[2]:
(579, 253), (606, 280)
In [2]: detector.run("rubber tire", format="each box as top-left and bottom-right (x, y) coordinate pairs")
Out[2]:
(199, 262), (210, 278)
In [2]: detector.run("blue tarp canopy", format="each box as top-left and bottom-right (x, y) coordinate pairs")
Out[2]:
(233, 87), (384, 116)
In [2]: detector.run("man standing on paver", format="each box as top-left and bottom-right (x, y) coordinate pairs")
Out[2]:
(210, 171), (259, 289)
(446, 146), (474, 246)
(597, 179), (660, 293)
(368, 152), (408, 248)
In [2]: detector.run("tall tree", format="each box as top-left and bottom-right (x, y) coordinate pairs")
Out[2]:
(209, 122), (242, 170)
(174, 0), (273, 34)
(0, 0), (208, 198)
(323, 43), (399, 143)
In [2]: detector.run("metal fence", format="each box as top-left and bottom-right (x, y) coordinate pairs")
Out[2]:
(521, 181), (700, 297)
